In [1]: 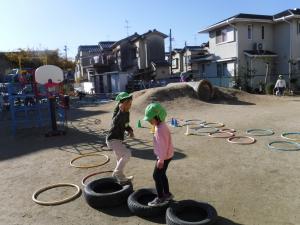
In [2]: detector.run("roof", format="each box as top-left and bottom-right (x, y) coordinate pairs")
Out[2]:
(190, 54), (214, 62)
(132, 29), (168, 42)
(111, 33), (140, 48)
(199, 9), (300, 33)
(78, 45), (101, 53)
(98, 41), (115, 50)
(244, 50), (277, 57)
(274, 8), (300, 19)
(183, 46), (204, 51)
(140, 29), (168, 39)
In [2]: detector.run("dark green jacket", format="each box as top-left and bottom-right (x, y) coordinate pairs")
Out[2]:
(107, 110), (133, 141)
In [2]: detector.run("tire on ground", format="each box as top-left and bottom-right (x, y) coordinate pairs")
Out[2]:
(166, 200), (218, 225)
(127, 188), (170, 217)
(84, 177), (133, 209)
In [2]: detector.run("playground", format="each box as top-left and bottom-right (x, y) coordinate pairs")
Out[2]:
(0, 82), (300, 225)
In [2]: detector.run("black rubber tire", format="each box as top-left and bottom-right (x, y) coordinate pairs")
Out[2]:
(127, 188), (170, 217)
(166, 200), (218, 225)
(84, 177), (133, 209)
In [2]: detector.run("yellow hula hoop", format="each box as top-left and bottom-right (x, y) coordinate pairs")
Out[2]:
(203, 122), (225, 128)
(32, 183), (81, 206)
(70, 153), (110, 168)
(219, 128), (236, 133)
(208, 131), (235, 138)
(227, 136), (256, 145)
(81, 170), (113, 186)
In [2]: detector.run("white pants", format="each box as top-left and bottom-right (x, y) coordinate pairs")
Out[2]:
(106, 139), (131, 175)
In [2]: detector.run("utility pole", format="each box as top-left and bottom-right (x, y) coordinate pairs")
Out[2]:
(185, 41), (187, 71)
(64, 45), (68, 60)
(125, 19), (130, 37)
(169, 29), (173, 75)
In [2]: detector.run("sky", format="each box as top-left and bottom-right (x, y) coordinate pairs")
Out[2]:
(0, 0), (299, 60)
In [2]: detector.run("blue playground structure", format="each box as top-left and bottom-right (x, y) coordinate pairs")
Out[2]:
(6, 66), (69, 136)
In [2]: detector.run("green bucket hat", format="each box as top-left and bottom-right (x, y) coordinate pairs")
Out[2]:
(115, 92), (132, 102)
(143, 103), (167, 122)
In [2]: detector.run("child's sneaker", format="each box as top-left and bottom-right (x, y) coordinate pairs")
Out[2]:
(163, 193), (174, 201)
(112, 171), (133, 184)
(148, 197), (165, 207)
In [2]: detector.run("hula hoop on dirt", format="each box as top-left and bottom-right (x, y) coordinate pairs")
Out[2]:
(227, 136), (256, 145)
(246, 129), (274, 136)
(32, 183), (81, 206)
(202, 122), (225, 128)
(220, 128), (236, 133)
(70, 153), (110, 168)
(81, 170), (114, 186)
(281, 132), (300, 142)
(208, 131), (235, 138)
(268, 141), (300, 151)
(184, 119), (206, 126)
(193, 126), (219, 134)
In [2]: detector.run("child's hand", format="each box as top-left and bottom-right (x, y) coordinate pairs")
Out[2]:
(157, 159), (164, 169)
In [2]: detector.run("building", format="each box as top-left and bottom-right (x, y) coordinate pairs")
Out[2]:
(199, 8), (300, 89)
(171, 45), (209, 76)
(75, 45), (102, 81)
(111, 29), (169, 80)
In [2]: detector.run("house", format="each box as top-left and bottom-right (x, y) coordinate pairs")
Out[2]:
(171, 45), (209, 76)
(75, 45), (101, 81)
(111, 30), (169, 80)
(111, 33), (140, 73)
(199, 8), (300, 89)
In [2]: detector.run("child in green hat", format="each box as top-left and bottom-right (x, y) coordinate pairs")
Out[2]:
(106, 92), (134, 184)
(143, 103), (174, 206)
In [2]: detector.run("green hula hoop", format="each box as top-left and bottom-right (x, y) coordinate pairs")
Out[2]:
(246, 129), (274, 136)
(268, 141), (300, 151)
(281, 132), (300, 142)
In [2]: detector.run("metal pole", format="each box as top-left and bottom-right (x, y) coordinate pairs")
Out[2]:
(169, 29), (173, 75)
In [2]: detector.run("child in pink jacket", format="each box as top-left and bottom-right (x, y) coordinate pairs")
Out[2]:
(143, 103), (174, 206)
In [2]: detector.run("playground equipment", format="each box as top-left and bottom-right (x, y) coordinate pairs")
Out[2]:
(8, 65), (69, 136)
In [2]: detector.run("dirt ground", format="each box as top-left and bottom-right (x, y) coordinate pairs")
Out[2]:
(0, 86), (300, 225)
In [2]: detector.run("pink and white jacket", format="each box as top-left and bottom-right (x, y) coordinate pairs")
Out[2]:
(153, 122), (174, 161)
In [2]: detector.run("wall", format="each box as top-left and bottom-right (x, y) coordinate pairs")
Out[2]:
(209, 26), (238, 59)
(273, 21), (290, 74)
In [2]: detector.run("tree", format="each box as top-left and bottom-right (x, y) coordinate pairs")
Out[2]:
(4, 48), (75, 71)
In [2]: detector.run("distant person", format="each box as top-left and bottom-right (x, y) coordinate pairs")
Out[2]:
(274, 75), (286, 96)
(143, 103), (174, 206)
(106, 92), (134, 184)
(44, 78), (59, 96)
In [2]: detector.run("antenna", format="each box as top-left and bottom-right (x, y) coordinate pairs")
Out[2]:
(125, 19), (131, 37)
(194, 34), (198, 45)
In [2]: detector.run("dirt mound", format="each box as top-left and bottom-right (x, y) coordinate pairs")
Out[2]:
(132, 83), (197, 109)
(132, 82), (259, 109)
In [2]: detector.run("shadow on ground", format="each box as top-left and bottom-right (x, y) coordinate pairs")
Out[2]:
(215, 216), (244, 225)
(96, 203), (243, 225)
(0, 125), (107, 161)
(125, 138), (186, 160)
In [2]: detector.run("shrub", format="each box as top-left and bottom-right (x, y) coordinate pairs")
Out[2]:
(265, 83), (275, 95)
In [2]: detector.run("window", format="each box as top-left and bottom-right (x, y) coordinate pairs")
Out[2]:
(217, 63), (228, 77)
(202, 64), (205, 74)
(172, 58), (178, 69)
(216, 27), (234, 44)
(248, 24), (253, 39)
(261, 25), (265, 40)
(217, 64), (222, 77)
